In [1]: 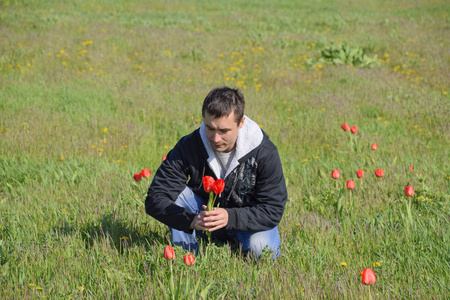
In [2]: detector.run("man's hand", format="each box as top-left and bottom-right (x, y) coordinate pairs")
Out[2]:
(190, 205), (228, 232)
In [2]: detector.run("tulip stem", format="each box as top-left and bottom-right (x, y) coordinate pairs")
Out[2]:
(169, 260), (175, 300)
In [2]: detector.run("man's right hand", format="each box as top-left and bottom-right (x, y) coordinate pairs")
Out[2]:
(190, 205), (229, 232)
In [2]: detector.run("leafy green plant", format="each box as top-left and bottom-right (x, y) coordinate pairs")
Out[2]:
(320, 42), (380, 68)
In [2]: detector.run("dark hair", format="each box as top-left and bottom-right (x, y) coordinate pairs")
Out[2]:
(202, 87), (245, 124)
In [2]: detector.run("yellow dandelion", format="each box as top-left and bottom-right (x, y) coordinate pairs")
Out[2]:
(341, 262), (347, 266)
(60, 50), (65, 54)
(377, 117), (382, 120)
(314, 156), (319, 159)
(78, 286), (85, 291)
(37, 287), (42, 290)
(103, 128), (107, 134)
(60, 157), (65, 161)
(164, 145), (168, 149)
(22, 122), (27, 126)
(418, 196), (424, 201)
(341, 160), (346, 162)
(91, 145), (96, 149)
(98, 148), (103, 152)
(427, 198), (432, 201)
(121, 236), (129, 240)
(29, 284), (36, 287)
(302, 159), (308, 162)
(321, 108), (326, 111)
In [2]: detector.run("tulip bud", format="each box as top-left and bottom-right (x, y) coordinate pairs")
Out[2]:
(341, 123), (350, 131)
(359, 268), (376, 284)
(163, 246), (175, 260)
(409, 165), (414, 171)
(350, 126), (358, 134)
(356, 170), (365, 178)
(371, 143), (377, 150)
(141, 168), (151, 178)
(374, 169), (384, 177)
(405, 185), (415, 196)
(133, 172), (143, 182)
(347, 180), (355, 190)
(162, 155), (167, 161)
(202, 176), (215, 193)
(331, 169), (340, 179)
(183, 254), (195, 266)
(213, 179), (225, 195)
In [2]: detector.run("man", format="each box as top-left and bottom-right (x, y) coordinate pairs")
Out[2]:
(145, 87), (287, 258)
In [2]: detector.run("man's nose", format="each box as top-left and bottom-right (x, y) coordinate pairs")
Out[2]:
(213, 132), (221, 142)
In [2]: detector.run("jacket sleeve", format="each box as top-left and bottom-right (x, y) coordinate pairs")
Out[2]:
(145, 142), (197, 233)
(225, 144), (287, 231)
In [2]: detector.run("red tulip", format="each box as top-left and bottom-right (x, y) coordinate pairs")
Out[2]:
(356, 170), (365, 178)
(162, 155), (167, 161)
(133, 172), (143, 182)
(163, 246), (175, 260)
(350, 126), (358, 134)
(409, 165), (414, 171)
(213, 179), (225, 195)
(371, 143), (377, 150)
(347, 180), (355, 190)
(141, 168), (151, 178)
(374, 169), (384, 177)
(341, 123), (350, 131)
(202, 176), (215, 193)
(183, 254), (195, 266)
(405, 185), (415, 196)
(331, 169), (340, 179)
(359, 268), (376, 285)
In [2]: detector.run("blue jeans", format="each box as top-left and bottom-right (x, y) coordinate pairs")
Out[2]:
(170, 187), (281, 259)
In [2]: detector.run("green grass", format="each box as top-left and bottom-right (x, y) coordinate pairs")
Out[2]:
(1, 0), (449, 298)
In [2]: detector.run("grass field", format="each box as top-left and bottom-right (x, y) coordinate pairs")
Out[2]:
(0, 0), (449, 298)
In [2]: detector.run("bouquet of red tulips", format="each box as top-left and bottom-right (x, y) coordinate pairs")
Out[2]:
(202, 176), (225, 211)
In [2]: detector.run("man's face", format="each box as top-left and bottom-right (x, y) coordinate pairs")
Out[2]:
(204, 111), (245, 152)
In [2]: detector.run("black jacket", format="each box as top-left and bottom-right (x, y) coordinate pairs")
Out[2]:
(145, 116), (287, 233)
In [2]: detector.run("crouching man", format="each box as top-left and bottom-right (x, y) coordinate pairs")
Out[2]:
(145, 87), (287, 258)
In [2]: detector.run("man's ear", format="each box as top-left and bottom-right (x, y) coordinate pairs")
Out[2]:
(238, 116), (245, 129)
